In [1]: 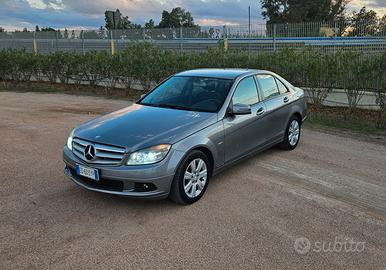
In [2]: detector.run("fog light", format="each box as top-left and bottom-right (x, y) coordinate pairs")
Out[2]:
(133, 183), (157, 192)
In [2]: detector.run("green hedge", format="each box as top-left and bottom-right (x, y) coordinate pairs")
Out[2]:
(0, 43), (385, 110)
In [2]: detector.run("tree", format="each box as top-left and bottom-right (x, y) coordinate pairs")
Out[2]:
(348, 7), (379, 36)
(35, 25), (40, 32)
(105, 9), (120, 29)
(158, 7), (197, 28)
(260, 0), (348, 23)
(145, 19), (155, 29)
(380, 15), (386, 34)
(63, 28), (69, 39)
(105, 9), (141, 29)
(260, 0), (287, 23)
(82, 30), (98, 39)
(0, 27), (4, 33)
(41, 27), (56, 32)
(98, 26), (106, 39)
(129, 22), (142, 29)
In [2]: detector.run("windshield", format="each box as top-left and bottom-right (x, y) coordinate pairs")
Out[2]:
(139, 76), (234, 113)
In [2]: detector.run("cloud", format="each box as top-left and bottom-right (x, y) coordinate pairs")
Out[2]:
(0, 0), (103, 30)
(61, 0), (261, 25)
(0, 0), (262, 30)
(0, 0), (385, 30)
(348, 0), (386, 15)
(25, 0), (65, 10)
(196, 18), (241, 26)
(25, 0), (48, 9)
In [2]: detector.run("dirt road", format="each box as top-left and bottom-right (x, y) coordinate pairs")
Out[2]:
(0, 92), (385, 269)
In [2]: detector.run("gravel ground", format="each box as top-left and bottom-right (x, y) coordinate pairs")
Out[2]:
(0, 92), (385, 270)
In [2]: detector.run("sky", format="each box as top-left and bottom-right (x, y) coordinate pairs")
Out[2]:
(0, 0), (385, 30)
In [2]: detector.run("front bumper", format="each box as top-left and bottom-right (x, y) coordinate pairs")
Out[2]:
(63, 146), (183, 199)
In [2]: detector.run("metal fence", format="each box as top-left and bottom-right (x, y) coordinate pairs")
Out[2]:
(0, 21), (385, 54)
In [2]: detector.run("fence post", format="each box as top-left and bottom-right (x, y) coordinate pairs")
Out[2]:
(179, 26), (183, 53)
(110, 30), (116, 55)
(223, 25), (228, 53)
(333, 21), (337, 55)
(55, 31), (58, 51)
(273, 24), (276, 53)
(248, 37), (251, 61)
(248, 25), (251, 61)
(32, 31), (38, 55)
(81, 30), (85, 55)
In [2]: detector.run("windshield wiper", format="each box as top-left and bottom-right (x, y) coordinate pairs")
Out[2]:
(140, 102), (212, 113)
(152, 103), (192, 111)
(139, 102), (153, 106)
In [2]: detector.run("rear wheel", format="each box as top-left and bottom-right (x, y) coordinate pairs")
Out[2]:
(169, 150), (210, 205)
(278, 115), (301, 150)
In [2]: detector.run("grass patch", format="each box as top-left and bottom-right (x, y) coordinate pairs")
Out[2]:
(305, 104), (386, 139)
(306, 113), (385, 134)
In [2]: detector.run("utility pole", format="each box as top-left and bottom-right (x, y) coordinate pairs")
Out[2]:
(248, 6), (251, 60)
(248, 6), (251, 38)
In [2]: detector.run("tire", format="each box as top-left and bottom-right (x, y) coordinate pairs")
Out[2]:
(169, 150), (211, 205)
(278, 115), (301, 150)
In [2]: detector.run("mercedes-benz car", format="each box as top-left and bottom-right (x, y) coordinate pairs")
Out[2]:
(63, 69), (307, 204)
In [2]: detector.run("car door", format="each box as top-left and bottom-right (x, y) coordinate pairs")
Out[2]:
(223, 76), (268, 163)
(255, 74), (293, 142)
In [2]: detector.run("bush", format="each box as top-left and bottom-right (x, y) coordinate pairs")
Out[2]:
(82, 51), (110, 87)
(373, 51), (386, 128)
(0, 44), (384, 100)
(40, 51), (70, 83)
(0, 49), (13, 81)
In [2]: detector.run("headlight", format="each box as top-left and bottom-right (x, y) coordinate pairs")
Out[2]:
(126, 144), (171, 165)
(66, 129), (75, 150)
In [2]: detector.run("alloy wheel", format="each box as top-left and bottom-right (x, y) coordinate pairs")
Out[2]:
(288, 120), (300, 146)
(183, 158), (207, 198)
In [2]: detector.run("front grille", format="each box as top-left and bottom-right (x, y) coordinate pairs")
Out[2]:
(72, 137), (126, 165)
(69, 168), (124, 192)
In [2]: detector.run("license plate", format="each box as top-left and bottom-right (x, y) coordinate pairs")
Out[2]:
(76, 164), (99, 181)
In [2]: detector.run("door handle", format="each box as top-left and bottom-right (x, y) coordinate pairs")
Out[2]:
(283, 96), (289, 103)
(256, 107), (265, 115)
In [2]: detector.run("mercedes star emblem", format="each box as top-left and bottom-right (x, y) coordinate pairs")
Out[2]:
(84, 144), (96, 161)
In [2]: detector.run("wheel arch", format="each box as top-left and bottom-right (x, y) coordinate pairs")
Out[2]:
(293, 112), (302, 123)
(191, 146), (214, 176)
(174, 144), (215, 177)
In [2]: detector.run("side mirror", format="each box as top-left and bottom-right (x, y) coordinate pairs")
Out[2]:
(231, 103), (252, 115)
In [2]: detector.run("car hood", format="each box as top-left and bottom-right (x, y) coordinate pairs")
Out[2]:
(74, 104), (217, 151)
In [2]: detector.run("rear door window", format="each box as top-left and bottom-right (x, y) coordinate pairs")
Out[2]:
(256, 75), (280, 100)
(275, 78), (289, 94)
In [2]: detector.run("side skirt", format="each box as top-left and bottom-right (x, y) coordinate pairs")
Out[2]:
(212, 137), (283, 176)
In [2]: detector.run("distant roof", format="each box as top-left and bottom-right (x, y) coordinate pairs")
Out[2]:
(175, 69), (257, 80)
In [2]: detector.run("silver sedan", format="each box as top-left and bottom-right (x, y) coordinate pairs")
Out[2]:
(63, 69), (307, 204)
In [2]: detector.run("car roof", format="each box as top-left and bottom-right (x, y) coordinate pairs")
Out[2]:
(175, 68), (259, 80)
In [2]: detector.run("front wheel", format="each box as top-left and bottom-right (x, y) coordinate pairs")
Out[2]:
(169, 150), (211, 205)
(278, 115), (301, 150)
